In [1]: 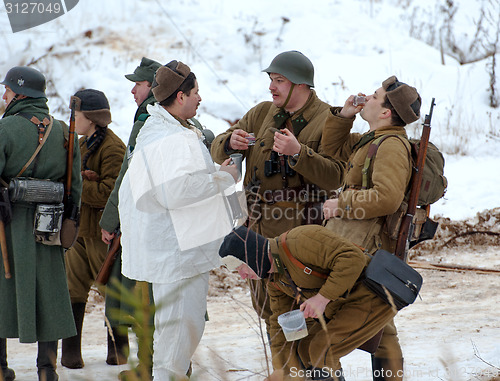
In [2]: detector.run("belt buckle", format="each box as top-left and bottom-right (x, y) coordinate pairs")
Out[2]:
(304, 267), (312, 275)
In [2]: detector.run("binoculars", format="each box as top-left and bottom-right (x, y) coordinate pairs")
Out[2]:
(264, 151), (295, 177)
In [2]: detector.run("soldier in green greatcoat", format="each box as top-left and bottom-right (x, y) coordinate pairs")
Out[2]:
(0, 66), (82, 381)
(99, 57), (161, 381)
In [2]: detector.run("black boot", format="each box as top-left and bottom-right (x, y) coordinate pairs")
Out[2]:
(61, 302), (86, 369)
(0, 338), (15, 381)
(37, 341), (58, 381)
(371, 355), (403, 381)
(106, 327), (129, 365)
(118, 326), (153, 380)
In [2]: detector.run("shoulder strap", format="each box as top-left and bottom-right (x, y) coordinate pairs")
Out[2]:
(137, 113), (150, 122)
(361, 134), (410, 190)
(16, 116), (54, 177)
(280, 231), (329, 279)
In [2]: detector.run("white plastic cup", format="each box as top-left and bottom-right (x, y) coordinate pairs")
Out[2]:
(277, 309), (308, 341)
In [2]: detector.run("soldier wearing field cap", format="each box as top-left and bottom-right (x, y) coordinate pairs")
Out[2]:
(97, 57), (161, 380)
(219, 225), (398, 381)
(321, 76), (422, 381)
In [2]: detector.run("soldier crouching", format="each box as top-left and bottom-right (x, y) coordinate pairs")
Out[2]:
(219, 225), (398, 381)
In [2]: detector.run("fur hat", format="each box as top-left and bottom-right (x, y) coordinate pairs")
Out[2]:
(70, 89), (111, 127)
(151, 60), (191, 103)
(219, 226), (271, 278)
(125, 57), (161, 83)
(382, 76), (421, 125)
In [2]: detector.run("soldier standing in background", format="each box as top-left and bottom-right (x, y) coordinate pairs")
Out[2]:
(61, 89), (126, 369)
(0, 66), (82, 381)
(99, 57), (161, 380)
(211, 50), (345, 333)
(322, 76), (422, 381)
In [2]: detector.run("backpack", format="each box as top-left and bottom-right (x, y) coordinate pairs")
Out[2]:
(363, 135), (447, 206)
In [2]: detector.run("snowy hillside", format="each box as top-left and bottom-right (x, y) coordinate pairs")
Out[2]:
(1, 0), (499, 219)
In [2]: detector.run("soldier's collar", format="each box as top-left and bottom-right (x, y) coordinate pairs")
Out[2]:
(352, 130), (376, 151)
(273, 110), (308, 135)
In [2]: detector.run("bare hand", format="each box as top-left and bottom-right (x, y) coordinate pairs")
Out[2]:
(300, 293), (330, 319)
(101, 228), (115, 245)
(220, 158), (240, 182)
(339, 93), (366, 119)
(323, 198), (341, 220)
(272, 128), (301, 156)
(82, 169), (100, 181)
(229, 129), (251, 150)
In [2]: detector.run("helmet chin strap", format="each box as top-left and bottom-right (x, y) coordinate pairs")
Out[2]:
(281, 83), (295, 111)
(4, 94), (19, 112)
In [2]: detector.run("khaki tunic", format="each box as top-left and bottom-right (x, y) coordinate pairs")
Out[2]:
(65, 128), (125, 302)
(322, 108), (412, 254)
(267, 225), (396, 375)
(322, 108), (412, 367)
(211, 91), (345, 238)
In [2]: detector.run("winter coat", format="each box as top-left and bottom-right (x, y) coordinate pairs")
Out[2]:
(118, 103), (235, 284)
(78, 128), (125, 238)
(322, 108), (412, 253)
(0, 97), (82, 342)
(100, 94), (156, 233)
(211, 90), (345, 238)
(267, 225), (396, 373)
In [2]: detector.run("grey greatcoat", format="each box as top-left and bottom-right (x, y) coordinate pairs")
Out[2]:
(0, 97), (82, 343)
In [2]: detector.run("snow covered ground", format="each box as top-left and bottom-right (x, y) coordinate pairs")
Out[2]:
(6, 245), (500, 381)
(1, 0), (499, 379)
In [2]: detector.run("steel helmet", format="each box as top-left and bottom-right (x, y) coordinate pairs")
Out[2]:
(262, 50), (315, 87)
(1, 66), (46, 98)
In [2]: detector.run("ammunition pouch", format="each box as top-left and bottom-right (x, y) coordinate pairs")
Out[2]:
(9, 178), (64, 204)
(384, 201), (432, 244)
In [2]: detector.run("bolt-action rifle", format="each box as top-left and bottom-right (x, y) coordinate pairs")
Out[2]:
(0, 187), (11, 279)
(60, 99), (80, 249)
(95, 231), (121, 285)
(395, 98), (436, 262)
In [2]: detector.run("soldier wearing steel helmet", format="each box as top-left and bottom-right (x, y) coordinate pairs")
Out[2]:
(0, 66), (82, 381)
(211, 51), (345, 333)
